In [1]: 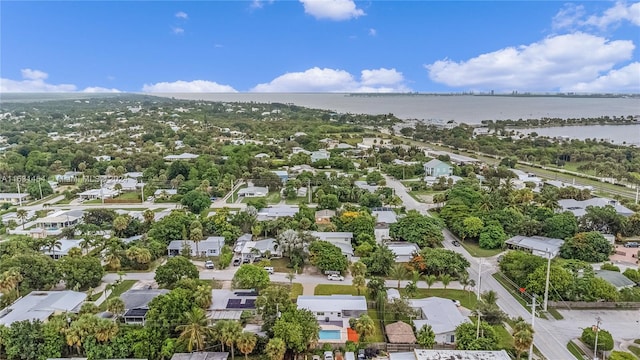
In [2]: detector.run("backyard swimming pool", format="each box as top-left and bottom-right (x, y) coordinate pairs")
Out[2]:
(318, 329), (342, 340)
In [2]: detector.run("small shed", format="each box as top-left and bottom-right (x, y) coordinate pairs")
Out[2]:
(385, 321), (417, 344)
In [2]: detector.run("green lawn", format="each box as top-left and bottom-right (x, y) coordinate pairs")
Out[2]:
(269, 257), (304, 273)
(314, 284), (369, 298)
(459, 240), (503, 258)
(366, 309), (385, 342)
(547, 308), (564, 320)
(567, 340), (587, 360)
(284, 197), (309, 205)
(265, 192), (281, 204)
(634, 339), (640, 345)
(493, 324), (514, 351)
(629, 345), (640, 358)
(408, 288), (478, 310)
(290, 283), (303, 299)
(116, 192), (141, 200)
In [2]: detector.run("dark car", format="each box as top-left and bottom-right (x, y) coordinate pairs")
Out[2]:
(452, 240), (460, 247)
(242, 258), (251, 264)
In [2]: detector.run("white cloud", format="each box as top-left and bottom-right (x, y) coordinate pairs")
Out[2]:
(563, 62), (640, 93)
(584, 1), (640, 29)
(251, 0), (274, 9)
(425, 33), (635, 92)
(175, 11), (188, 19)
(553, 1), (640, 30)
(299, 0), (365, 20)
(0, 68), (120, 93)
(368, 28), (377, 36)
(142, 80), (237, 93)
(251, 67), (409, 92)
(83, 87), (121, 93)
(172, 27), (184, 34)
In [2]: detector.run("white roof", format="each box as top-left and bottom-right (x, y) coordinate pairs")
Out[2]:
(154, 189), (178, 196)
(0, 291), (86, 326)
(167, 237), (225, 252)
(238, 186), (268, 196)
(386, 242), (420, 256)
(41, 238), (83, 255)
(391, 350), (510, 360)
(164, 153), (199, 160)
(372, 209), (398, 224)
(257, 206), (299, 219)
(37, 210), (84, 223)
(423, 159), (451, 169)
(0, 193), (29, 199)
(297, 295), (367, 312)
(309, 232), (353, 241)
(505, 235), (564, 257)
(559, 197), (634, 217)
(410, 297), (470, 335)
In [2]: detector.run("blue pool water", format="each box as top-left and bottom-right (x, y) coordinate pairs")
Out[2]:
(319, 330), (341, 340)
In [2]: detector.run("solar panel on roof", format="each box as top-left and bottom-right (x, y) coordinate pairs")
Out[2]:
(226, 299), (242, 309)
(234, 291), (258, 297)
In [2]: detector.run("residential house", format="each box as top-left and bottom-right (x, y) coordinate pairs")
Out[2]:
(389, 349), (510, 360)
(311, 149), (331, 163)
(594, 270), (636, 290)
(257, 205), (299, 221)
(154, 189), (178, 198)
(240, 238), (279, 261)
(423, 150), (482, 166)
(164, 153), (199, 161)
(296, 295), (367, 323)
(545, 180), (593, 192)
(0, 290), (86, 326)
(309, 232), (354, 259)
(208, 289), (258, 321)
(410, 297), (470, 344)
(373, 208), (397, 244)
(254, 153), (270, 159)
(504, 235), (564, 258)
(2, 209), (35, 226)
(104, 178), (140, 191)
(423, 159), (453, 179)
(41, 238), (83, 259)
(386, 242), (420, 262)
(0, 193), (30, 205)
(358, 137), (392, 149)
(291, 147), (311, 155)
(237, 185), (269, 198)
(120, 289), (169, 325)
(558, 197), (634, 217)
(94, 155), (112, 161)
(36, 210), (83, 234)
(167, 237), (225, 257)
(315, 209), (336, 224)
(78, 188), (119, 200)
(355, 181), (378, 193)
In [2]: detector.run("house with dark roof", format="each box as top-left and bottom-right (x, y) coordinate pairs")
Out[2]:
(120, 289), (169, 325)
(595, 270), (636, 290)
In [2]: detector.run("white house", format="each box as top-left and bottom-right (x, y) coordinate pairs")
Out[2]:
(558, 197), (634, 217)
(423, 159), (453, 178)
(257, 206), (299, 221)
(94, 155), (112, 161)
(410, 297), (470, 344)
(78, 188), (119, 200)
(164, 153), (199, 161)
(504, 235), (564, 258)
(386, 242), (420, 262)
(240, 238), (279, 261)
(0, 291), (86, 326)
(296, 295), (367, 323)
(0, 193), (30, 205)
(237, 186), (269, 198)
(41, 238), (83, 259)
(311, 149), (331, 163)
(308, 232), (354, 259)
(167, 237), (225, 257)
(36, 210), (84, 234)
(390, 349), (510, 360)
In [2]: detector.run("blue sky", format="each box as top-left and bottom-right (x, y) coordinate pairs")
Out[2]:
(1, 0), (639, 93)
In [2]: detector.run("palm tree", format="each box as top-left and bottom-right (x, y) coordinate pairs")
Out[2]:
(354, 314), (375, 341)
(459, 273), (470, 291)
(143, 209), (155, 225)
(125, 246), (152, 268)
(350, 261), (367, 278)
(265, 338), (286, 360)
(512, 317), (534, 359)
(16, 209), (28, 229)
(190, 220), (203, 256)
(46, 238), (62, 259)
(481, 290), (498, 306)
(112, 216), (130, 236)
(175, 307), (210, 352)
(353, 275), (366, 296)
(79, 237), (93, 255)
(219, 320), (242, 360)
(440, 274), (451, 289)
(0, 268), (23, 296)
(194, 284), (213, 309)
(424, 274), (437, 289)
(390, 264), (408, 290)
(236, 332), (257, 360)
(104, 248), (121, 271)
(105, 297), (125, 319)
(286, 271), (296, 285)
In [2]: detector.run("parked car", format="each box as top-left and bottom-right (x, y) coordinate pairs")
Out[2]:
(452, 240), (460, 247)
(242, 258), (250, 264)
(204, 260), (214, 269)
(324, 352), (334, 360)
(624, 242), (639, 248)
(451, 299), (461, 306)
(264, 266), (274, 274)
(232, 258), (241, 266)
(327, 274), (345, 281)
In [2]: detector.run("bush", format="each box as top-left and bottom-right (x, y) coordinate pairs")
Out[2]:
(581, 327), (614, 351)
(600, 263), (620, 272)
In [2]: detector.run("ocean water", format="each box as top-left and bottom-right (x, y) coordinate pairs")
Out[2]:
(514, 124), (640, 146)
(167, 93), (640, 124)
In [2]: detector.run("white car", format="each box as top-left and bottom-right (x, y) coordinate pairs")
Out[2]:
(327, 274), (345, 281)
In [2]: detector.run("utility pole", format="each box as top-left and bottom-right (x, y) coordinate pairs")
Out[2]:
(38, 180), (43, 200)
(140, 182), (144, 204)
(593, 317), (602, 360)
(476, 312), (482, 339)
(16, 180), (22, 207)
(529, 295), (536, 360)
(308, 179), (311, 204)
(230, 179), (234, 203)
(636, 185), (639, 205)
(543, 248), (552, 312)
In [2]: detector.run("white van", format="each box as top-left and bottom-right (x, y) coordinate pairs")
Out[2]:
(264, 267), (274, 274)
(324, 351), (334, 360)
